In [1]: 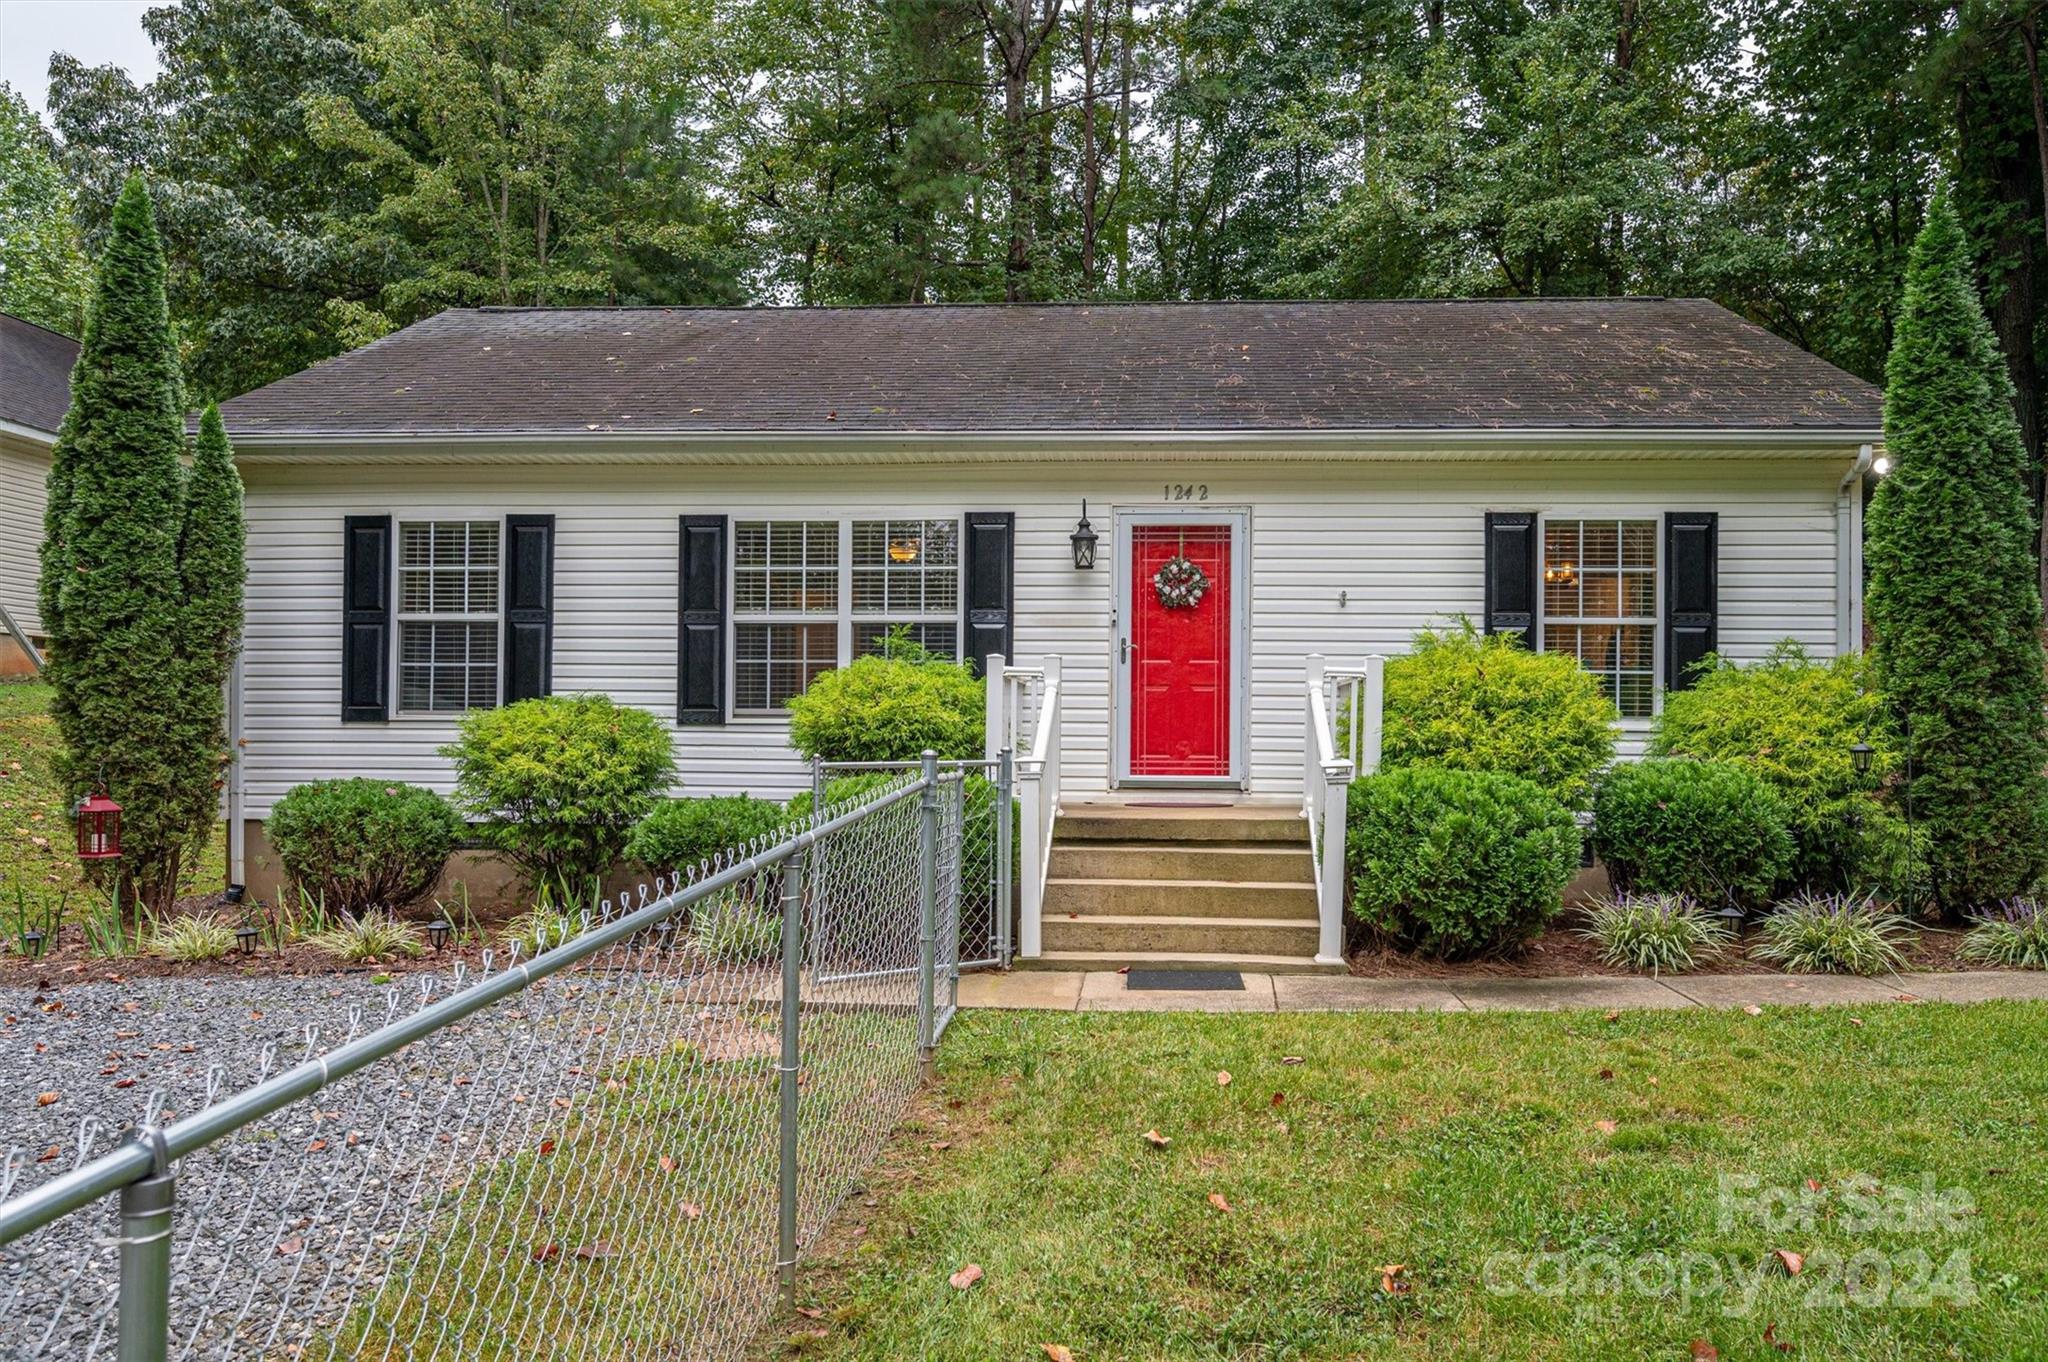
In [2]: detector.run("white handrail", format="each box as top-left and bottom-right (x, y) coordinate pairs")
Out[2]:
(1303, 655), (1384, 965)
(987, 654), (1061, 959)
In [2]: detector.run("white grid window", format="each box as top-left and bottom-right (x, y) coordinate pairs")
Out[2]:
(1540, 518), (1658, 719)
(852, 518), (959, 660)
(397, 520), (499, 714)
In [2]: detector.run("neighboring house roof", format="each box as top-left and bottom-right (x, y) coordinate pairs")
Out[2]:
(0, 312), (80, 438)
(216, 298), (1883, 440)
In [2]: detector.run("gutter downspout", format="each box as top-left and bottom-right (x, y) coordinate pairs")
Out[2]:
(227, 653), (246, 895)
(1838, 444), (1874, 654)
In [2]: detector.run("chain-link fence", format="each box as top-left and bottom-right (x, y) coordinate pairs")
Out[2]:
(0, 759), (963, 1361)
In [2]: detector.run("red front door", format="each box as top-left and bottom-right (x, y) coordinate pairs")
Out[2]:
(1129, 524), (1232, 778)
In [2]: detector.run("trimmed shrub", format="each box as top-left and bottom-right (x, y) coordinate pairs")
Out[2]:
(628, 796), (787, 878)
(1958, 899), (2048, 970)
(442, 695), (676, 894)
(1593, 759), (1794, 908)
(785, 654), (985, 763)
(1866, 194), (2048, 912)
(266, 779), (465, 917)
(1379, 623), (1617, 807)
(1578, 893), (1733, 975)
(1346, 768), (1581, 959)
(1650, 643), (1902, 892)
(1753, 892), (1913, 975)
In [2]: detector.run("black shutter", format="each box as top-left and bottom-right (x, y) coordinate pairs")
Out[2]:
(341, 515), (391, 722)
(962, 511), (1014, 676)
(1664, 512), (1719, 692)
(678, 515), (727, 724)
(1483, 511), (1539, 645)
(502, 515), (554, 703)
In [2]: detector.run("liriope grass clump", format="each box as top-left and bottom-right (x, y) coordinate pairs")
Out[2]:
(307, 912), (425, 963)
(1958, 898), (2048, 970)
(151, 914), (236, 962)
(1580, 893), (1733, 975)
(1753, 892), (1913, 975)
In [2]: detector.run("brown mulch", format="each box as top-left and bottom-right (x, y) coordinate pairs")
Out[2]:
(1347, 919), (1981, 979)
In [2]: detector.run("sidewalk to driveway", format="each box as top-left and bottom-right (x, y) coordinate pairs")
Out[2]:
(956, 969), (2048, 1014)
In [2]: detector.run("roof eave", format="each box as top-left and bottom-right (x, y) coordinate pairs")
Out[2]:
(221, 425), (1886, 465)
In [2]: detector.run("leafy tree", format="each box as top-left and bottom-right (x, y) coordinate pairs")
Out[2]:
(39, 176), (244, 918)
(0, 83), (91, 335)
(1866, 193), (2048, 913)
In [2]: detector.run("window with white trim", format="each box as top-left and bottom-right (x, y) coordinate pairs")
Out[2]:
(1540, 518), (1658, 719)
(396, 520), (499, 714)
(731, 517), (962, 712)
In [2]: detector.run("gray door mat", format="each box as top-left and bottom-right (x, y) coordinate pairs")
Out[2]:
(1125, 969), (1246, 991)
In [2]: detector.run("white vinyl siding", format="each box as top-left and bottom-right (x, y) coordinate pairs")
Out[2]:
(0, 433), (52, 639)
(234, 452), (1855, 813)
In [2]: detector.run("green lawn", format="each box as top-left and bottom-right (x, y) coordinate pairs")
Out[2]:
(765, 1005), (2048, 1361)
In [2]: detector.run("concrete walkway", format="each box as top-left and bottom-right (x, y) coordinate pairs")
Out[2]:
(957, 969), (2048, 1014)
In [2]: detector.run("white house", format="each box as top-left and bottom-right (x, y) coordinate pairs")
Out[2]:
(215, 299), (1883, 969)
(0, 312), (77, 676)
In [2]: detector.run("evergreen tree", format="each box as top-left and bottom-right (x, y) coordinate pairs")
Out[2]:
(38, 176), (214, 918)
(170, 404), (246, 860)
(1866, 193), (2048, 914)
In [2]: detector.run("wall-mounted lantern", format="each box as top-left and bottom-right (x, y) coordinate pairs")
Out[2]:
(75, 792), (122, 862)
(1070, 501), (1098, 570)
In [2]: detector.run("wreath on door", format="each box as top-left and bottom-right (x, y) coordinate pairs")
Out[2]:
(1153, 544), (1211, 610)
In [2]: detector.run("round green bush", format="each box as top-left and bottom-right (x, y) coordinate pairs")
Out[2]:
(1379, 623), (1618, 807)
(1346, 768), (1582, 959)
(627, 795), (787, 877)
(440, 695), (676, 895)
(1592, 759), (1795, 907)
(784, 654), (985, 763)
(265, 778), (464, 916)
(1650, 643), (1903, 892)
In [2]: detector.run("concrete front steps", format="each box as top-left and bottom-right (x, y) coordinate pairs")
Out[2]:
(1022, 804), (1344, 974)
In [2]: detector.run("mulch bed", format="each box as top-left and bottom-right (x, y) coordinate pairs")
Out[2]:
(1348, 919), (1982, 979)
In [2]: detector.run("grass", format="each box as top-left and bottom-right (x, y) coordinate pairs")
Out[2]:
(0, 681), (227, 947)
(762, 1005), (2048, 1361)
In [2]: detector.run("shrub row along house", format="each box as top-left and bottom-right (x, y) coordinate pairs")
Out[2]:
(201, 299), (1884, 970)
(0, 311), (77, 676)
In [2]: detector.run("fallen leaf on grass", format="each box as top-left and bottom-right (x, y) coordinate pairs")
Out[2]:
(1688, 1341), (1720, 1361)
(573, 1241), (617, 1260)
(795, 1307), (824, 1320)
(1742, 1005), (1764, 1016)
(1142, 1129), (1170, 1148)
(681, 1202), (704, 1220)
(1379, 1264), (1410, 1295)
(1280, 1055), (1304, 1065)
(1763, 1322), (1791, 1352)
(1041, 1346), (1076, 1362)
(1270, 1092), (1285, 1109)
(1603, 1010), (1621, 1023)
(532, 1243), (560, 1263)
(1598, 1068), (1614, 1081)
(658, 1155), (677, 1173)
(1848, 1016), (1864, 1027)
(1594, 1120), (1618, 1135)
(1215, 1070), (1231, 1087)
(948, 1263), (983, 1290)
(1207, 1192), (1232, 1213)
(1773, 1249), (1804, 1276)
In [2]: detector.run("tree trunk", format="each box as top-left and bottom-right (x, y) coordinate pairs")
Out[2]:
(1078, 0), (1101, 291)
(978, 0), (1064, 301)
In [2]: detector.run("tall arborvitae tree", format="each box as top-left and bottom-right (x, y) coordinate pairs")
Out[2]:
(171, 404), (246, 862)
(1866, 193), (2048, 914)
(39, 176), (240, 918)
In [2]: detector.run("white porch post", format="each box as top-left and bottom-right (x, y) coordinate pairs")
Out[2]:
(983, 652), (1006, 760)
(1360, 654), (1385, 775)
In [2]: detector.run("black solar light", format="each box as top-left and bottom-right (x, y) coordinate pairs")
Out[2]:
(1070, 501), (1098, 570)
(235, 922), (259, 956)
(22, 928), (46, 960)
(428, 919), (451, 952)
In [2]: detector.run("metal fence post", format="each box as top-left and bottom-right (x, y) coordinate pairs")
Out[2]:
(916, 749), (939, 1077)
(116, 1135), (175, 1362)
(775, 847), (805, 1306)
(996, 747), (1015, 967)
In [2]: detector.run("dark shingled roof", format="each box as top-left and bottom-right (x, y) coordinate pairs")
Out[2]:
(217, 299), (1883, 439)
(0, 312), (80, 437)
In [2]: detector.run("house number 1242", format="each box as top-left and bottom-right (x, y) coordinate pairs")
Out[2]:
(1162, 483), (1209, 501)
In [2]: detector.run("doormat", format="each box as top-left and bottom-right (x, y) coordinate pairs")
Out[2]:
(1125, 969), (1245, 991)
(1122, 801), (1235, 809)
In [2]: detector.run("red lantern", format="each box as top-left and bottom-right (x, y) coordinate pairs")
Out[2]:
(76, 792), (122, 861)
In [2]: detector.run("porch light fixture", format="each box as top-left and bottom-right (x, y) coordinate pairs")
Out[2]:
(235, 923), (259, 956)
(1850, 740), (1874, 777)
(1070, 501), (1098, 570)
(428, 918), (451, 952)
(74, 792), (122, 862)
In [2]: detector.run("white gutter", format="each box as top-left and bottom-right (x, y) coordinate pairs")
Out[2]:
(224, 425), (1888, 466)
(0, 418), (57, 447)
(1837, 443), (1874, 653)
